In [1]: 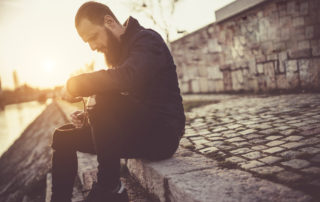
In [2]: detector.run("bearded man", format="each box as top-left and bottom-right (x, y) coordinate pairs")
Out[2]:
(51, 1), (185, 202)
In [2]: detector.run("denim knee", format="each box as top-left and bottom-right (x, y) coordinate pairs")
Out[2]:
(51, 124), (78, 152)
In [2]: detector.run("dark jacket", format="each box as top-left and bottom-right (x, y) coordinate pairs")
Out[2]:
(67, 17), (185, 129)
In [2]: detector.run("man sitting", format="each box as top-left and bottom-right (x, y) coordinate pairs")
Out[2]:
(51, 1), (185, 202)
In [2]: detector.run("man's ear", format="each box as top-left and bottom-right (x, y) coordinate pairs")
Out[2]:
(104, 15), (115, 29)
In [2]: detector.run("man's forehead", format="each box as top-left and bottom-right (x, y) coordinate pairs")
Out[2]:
(77, 19), (99, 41)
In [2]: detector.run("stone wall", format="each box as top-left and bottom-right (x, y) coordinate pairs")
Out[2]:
(172, 0), (320, 93)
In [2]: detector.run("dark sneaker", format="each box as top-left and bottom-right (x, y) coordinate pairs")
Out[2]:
(85, 182), (129, 202)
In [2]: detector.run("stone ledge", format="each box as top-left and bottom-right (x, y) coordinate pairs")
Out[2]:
(126, 147), (311, 202)
(215, 0), (268, 22)
(56, 100), (312, 202)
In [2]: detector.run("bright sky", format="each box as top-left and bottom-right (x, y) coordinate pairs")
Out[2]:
(0, 0), (234, 89)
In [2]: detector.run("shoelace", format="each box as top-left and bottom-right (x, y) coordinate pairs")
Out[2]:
(117, 182), (125, 194)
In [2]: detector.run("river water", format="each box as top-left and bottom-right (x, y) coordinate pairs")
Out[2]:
(0, 101), (48, 157)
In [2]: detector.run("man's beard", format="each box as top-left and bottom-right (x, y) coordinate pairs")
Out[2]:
(103, 27), (122, 68)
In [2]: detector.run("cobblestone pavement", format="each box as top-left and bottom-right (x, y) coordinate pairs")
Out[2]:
(181, 93), (320, 199)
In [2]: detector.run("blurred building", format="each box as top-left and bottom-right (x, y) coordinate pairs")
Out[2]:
(12, 70), (20, 90)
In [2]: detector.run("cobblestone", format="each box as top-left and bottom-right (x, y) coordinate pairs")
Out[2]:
(260, 156), (282, 165)
(301, 128), (320, 136)
(184, 93), (320, 199)
(301, 167), (320, 175)
(225, 156), (246, 163)
(193, 139), (210, 145)
(197, 130), (211, 136)
(179, 138), (193, 147)
(265, 135), (282, 140)
(259, 129), (280, 135)
(199, 147), (219, 154)
(300, 137), (320, 145)
(251, 145), (268, 150)
(311, 154), (320, 163)
(232, 141), (251, 147)
(239, 129), (257, 135)
(283, 135), (304, 141)
(276, 171), (302, 182)
(282, 142), (305, 149)
(240, 160), (265, 169)
(227, 124), (243, 129)
(242, 151), (262, 160)
(244, 134), (261, 139)
(266, 140), (285, 147)
(208, 136), (224, 141)
(250, 166), (284, 175)
(280, 150), (303, 159)
(299, 147), (320, 155)
(281, 159), (310, 169)
(279, 129), (298, 136)
(226, 137), (245, 142)
(249, 139), (268, 144)
(230, 148), (252, 155)
(263, 147), (285, 154)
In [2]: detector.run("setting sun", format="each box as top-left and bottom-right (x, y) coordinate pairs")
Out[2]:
(43, 60), (55, 73)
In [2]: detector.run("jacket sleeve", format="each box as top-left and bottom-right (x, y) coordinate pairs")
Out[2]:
(67, 30), (167, 97)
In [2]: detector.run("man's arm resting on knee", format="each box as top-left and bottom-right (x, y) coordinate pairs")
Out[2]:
(66, 30), (167, 97)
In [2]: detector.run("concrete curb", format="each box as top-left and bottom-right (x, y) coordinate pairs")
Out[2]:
(56, 100), (312, 202)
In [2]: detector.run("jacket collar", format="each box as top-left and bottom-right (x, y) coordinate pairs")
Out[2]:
(113, 17), (143, 67)
(120, 16), (143, 43)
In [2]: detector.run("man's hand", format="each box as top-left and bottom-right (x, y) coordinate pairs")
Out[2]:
(61, 86), (83, 103)
(70, 110), (85, 128)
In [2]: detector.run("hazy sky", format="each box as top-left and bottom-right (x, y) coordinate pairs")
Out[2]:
(0, 0), (234, 89)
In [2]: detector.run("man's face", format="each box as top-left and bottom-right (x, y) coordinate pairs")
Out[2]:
(77, 18), (108, 52)
(77, 18), (122, 67)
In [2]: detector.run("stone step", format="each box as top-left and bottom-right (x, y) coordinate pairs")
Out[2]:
(75, 152), (128, 197)
(55, 101), (312, 202)
(45, 152), (98, 202)
(75, 155), (155, 202)
(125, 147), (312, 202)
(45, 173), (85, 202)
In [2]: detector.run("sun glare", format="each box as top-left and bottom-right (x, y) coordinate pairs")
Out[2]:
(43, 60), (55, 73)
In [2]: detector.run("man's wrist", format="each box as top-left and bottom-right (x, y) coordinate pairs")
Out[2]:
(66, 77), (77, 97)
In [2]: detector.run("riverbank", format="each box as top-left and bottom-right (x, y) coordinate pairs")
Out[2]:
(0, 101), (47, 157)
(0, 101), (66, 202)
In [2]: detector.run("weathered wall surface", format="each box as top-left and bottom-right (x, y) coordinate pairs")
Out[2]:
(172, 0), (320, 93)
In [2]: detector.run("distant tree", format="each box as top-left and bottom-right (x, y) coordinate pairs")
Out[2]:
(124, 0), (186, 45)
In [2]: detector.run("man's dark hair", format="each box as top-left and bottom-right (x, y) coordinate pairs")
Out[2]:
(75, 1), (120, 28)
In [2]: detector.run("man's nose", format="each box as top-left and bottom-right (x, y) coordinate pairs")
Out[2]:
(89, 43), (97, 51)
